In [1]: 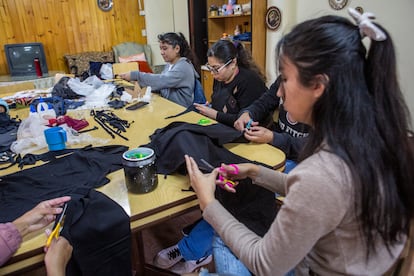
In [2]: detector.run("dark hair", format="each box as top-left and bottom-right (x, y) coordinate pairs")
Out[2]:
(277, 15), (414, 256)
(158, 32), (200, 75)
(207, 39), (265, 82)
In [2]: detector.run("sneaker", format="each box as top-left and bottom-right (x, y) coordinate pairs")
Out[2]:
(153, 244), (183, 269)
(181, 218), (203, 237)
(170, 254), (213, 274)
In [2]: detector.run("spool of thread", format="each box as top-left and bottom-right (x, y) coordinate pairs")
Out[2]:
(34, 58), (42, 77)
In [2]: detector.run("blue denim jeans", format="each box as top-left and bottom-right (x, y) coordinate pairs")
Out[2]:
(212, 235), (252, 276)
(178, 218), (214, 260)
(212, 235), (295, 276)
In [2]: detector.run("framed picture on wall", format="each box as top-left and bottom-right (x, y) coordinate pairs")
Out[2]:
(266, 6), (281, 31)
(97, 0), (113, 11)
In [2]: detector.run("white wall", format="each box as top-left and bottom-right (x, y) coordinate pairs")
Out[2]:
(144, 0), (189, 66)
(266, 0), (414, 123)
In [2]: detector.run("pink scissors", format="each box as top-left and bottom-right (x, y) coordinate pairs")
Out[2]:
(200, 159), (239, 189)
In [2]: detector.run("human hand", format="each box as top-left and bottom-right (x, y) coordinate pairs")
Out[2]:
(185, 155), (218, 210)
(234, 112), (251, 131)
(12, 196), (71, 237)
(218, 163), (259, 183)
(243, 126), (274, 144)
(44, 237), (73, 276)
(193, 103), (217, 120)
(118, 72), (131, 81)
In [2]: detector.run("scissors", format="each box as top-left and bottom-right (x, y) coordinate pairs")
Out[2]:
(200, 159), (238, 189)
(45, 203), (67, 248)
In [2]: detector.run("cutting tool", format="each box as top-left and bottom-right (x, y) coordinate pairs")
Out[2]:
(200, 159), (238, 189)
(45, 203), (67, 248)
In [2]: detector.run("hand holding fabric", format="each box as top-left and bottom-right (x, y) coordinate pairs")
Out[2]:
(234, 111), (251, 131)
(193, 103), (218, 120)
(243, 126), (274, 144)
(185, 155), (218, 210)
(12, 196), (71, 237)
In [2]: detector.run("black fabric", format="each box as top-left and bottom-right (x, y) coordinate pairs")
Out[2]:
(52, 76), (82, 99)
(62, 188), (131, 276)
(141, 121), (248, 175)
(0, 145), (128, 222)
(0, 112), (20, 152)
(0, 145), (131, 275)
(164, 105), (199, 119)
(141, 122), (277, 236)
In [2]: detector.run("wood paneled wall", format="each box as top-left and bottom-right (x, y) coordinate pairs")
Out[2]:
(0, 0), (147, 75)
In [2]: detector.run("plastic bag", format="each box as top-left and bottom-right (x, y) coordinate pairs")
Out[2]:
(11, 115), (48, 155)
(11, 116), (110, 155)
(67, 78), (95, 96)
(100, 63), (113, 80)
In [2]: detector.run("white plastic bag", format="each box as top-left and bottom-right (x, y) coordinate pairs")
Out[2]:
(100, 63), (113, 80)
(67, 78), (95, 96)
(11, 115), (48, 155)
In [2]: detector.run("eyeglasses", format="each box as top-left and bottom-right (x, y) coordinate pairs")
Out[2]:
(205, 59), (233, 74)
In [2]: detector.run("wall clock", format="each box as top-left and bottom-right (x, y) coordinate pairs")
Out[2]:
(329, 0), (348, 10)
(98, 0), (113, 12)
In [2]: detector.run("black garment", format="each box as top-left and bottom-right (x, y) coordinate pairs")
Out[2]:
(0, 145), (127, 222)
(142, 121), (248, 175)
(141, 122), (277, 236)
(211, 67), (267, 127)
(63, 188), (131, 276)
(0, 112), (20, 152)
(0, 145), (131, 276)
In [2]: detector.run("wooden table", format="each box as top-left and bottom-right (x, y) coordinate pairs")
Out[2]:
(0, 94), (285, 275)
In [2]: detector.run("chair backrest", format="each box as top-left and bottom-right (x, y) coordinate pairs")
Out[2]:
(193, 78), (206, 104)
(112, 42), (152, 67)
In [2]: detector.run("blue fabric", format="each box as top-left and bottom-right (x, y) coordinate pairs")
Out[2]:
(178, 219), (214, 260)
(212, 234), (295, 276)
(194, 78), (207, 104)
(284, 159), (297, 173)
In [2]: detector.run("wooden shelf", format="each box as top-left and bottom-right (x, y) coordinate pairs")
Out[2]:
(208, 13), (251, 19)
(206, 0), (266, 71)
(208, 39), (251, 45)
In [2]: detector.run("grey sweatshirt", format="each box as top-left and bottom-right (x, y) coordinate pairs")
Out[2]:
(203, 146), (406, 276)
(130, 57), (198, 107)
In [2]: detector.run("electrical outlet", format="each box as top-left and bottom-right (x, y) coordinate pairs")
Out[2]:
(141, 29), (147, 37)
(139, 10), (145, 16)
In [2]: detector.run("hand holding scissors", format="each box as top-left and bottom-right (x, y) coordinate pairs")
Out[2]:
(45, 203), (67, 248)
(200, 159), (239, 192)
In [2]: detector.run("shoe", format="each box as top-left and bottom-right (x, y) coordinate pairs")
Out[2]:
(153, 244), (183, 269)
(181, 218), (203, 237)
(170, 254), (213, 274)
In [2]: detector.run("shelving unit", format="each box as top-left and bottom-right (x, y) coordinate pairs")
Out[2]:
(206, 0), (266, 71)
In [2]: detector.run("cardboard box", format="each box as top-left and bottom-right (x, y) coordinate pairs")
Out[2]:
(112, 62), (139, 76)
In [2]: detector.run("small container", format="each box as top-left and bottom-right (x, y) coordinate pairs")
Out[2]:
(44, 126), (67, 151)
(122, 147), (158, 194)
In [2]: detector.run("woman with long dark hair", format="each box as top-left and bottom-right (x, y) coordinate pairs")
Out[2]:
(185, 8), (414, 275)
(120, 32), (199, 107)
(194, 39), (267, 127)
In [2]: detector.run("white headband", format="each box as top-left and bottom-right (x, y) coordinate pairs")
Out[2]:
(348, 8), (387, 41)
